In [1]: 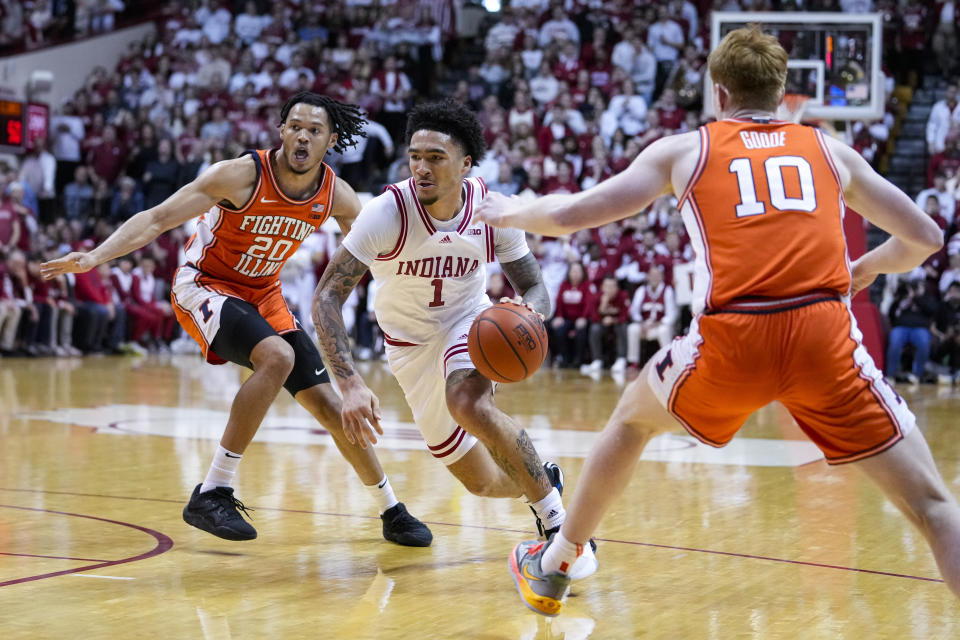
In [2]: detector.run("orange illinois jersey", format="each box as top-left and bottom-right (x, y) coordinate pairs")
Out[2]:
(678, 119), (851, 313)
(184, 149), (335, 292)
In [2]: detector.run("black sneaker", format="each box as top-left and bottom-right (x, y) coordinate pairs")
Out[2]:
(532, 462), (564, 538)
(182, 484), (257, 541)
(381, 502), (433, 547)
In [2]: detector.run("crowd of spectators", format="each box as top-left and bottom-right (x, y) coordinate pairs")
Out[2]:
(0, 0), (959, 384)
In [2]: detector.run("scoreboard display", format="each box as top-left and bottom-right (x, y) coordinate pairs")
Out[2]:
(0, 99), (24, 148)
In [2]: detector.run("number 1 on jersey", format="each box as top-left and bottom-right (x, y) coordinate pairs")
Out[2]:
(429, 278), (445, 308)
(729, 155), (817, 218)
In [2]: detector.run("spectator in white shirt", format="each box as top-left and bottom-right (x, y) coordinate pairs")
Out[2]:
(539, 6), (580, 47)
(647, 5), (685, 98)
(196, 0), (232, 45)
(530, 61), (560, 106)
(927, 83), (960, 154)
(485, 9), (520, 54)
(626, 265), (677, 367)
(941, 253), (960, 295)
(916, 172), (957, 227)
(234, 1), (269, 45)
(278, 51), (316, 90)
(602, 78), (649, 139)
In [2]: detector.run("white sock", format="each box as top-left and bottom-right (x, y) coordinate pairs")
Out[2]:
(199, 445), (242, 493)
(541, 531), (584, 575)
(366, 475), (399, 514)
(530, 487), (565, 531)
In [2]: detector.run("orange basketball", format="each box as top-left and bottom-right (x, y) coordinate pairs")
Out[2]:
(468, 302), (548, 383)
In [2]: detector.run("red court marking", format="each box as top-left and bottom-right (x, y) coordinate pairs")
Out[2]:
(0, 487), (942, 586)
(1, 552), (108, 562)
(0, 504), (174, 587)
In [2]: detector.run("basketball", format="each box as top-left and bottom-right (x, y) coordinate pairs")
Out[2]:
(468, 302), (548, 383)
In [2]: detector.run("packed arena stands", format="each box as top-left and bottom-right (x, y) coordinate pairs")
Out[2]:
(0, 0), (958, 384)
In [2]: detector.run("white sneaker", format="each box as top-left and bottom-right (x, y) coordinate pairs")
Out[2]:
(610, 357), (626, 373)
(579, 360), (602, 375)
(938, 373), (953, 386)
(906, 373), (920, 385)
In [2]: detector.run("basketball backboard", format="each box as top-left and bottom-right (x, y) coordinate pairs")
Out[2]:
(706, 12), (884, 122)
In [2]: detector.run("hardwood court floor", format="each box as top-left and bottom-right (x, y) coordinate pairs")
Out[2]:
(1, 355), (958, 639)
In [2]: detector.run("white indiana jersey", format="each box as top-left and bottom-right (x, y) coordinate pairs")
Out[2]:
(342, 176), (529, 345)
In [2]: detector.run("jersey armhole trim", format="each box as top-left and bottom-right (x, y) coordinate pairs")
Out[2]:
(677, 126), (710, 209)
(218, 150), (262, 214)
(376, 186), (408, 261)
(813, 129), (844, 194)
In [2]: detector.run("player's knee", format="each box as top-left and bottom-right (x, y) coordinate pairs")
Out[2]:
(460, 473), (498, 497)
(252, 339), (296, 380)
(446, 390), (495, 437)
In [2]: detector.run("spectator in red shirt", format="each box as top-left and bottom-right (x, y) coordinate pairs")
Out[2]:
(111, 255), (161, 348)
(486, 270), (516, 305)
(928, 133), (960, 187)
(0, 259), (20, 354)
(549, 262), (593, 368)
(3, 250), (37, 355)
(543, 161), (581, 195)
(73, 261), (122, 353)
(87, 124), (127, 184)
(583, 275), (629, 374)
(0, 194), (22, 258)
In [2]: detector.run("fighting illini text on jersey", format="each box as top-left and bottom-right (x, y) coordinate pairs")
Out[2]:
(184, 149), (334, 295)
(679, 119), (851, 313)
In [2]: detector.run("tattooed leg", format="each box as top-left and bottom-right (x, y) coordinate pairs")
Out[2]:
(444, 369), (552, 502)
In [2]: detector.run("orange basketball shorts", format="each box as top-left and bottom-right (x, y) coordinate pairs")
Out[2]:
(171, 264), (297, 364)
(647, 293), (915, 464)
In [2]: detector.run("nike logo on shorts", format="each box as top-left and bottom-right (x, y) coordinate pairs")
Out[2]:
(315, 368), (325, 376)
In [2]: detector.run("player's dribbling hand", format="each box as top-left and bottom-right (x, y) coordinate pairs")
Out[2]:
(499, 296), (544, 321)
(339, 379), (384, 449)
(40, 252), (96, 279)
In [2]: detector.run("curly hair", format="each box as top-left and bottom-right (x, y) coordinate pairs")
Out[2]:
(405, 100), (486, 165)
(278, 91), (367, 154)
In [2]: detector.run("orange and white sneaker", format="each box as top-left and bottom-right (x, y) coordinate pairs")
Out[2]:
(508, 539), (571, 617)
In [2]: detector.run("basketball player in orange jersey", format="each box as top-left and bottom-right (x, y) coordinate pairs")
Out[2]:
(41, 92), (432, 547)
(311, 101), (595, 574)
(477, 27), (960, 615)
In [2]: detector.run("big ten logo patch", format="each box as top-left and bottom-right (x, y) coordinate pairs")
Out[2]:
(513, 324), (536, 352)
(466, 228), (482, 236)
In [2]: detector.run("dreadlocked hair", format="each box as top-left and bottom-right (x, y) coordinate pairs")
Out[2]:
(405, 99), (486, 165)
(278, 91), (367, 154)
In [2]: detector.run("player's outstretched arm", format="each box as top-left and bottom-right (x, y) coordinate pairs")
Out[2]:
(330, 177), (363, 236)
(826, 138), (944, 294)
(475, 134), (684, 235)
(40, 158), (254, 279)
(312, 245), (383, 448)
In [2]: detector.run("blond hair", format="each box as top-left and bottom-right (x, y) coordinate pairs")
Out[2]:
(708, 25), (788, 112)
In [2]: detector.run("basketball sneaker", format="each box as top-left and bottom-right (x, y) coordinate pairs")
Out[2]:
(381, 502), (433, 547)
(532, 462), (564, 538)
(508, 537), (571, 617)
(182, 484), (257, 541)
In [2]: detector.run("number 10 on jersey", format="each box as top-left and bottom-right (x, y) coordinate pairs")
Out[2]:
(729, 155), (817, 218)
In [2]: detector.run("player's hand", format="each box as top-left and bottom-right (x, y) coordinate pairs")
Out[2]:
(339, 377), (384, 449)
(476, 191), (513, 228)
(40, 252), (97, 280)
(499, 296), (544, 321)
(850, 258), (878, 298)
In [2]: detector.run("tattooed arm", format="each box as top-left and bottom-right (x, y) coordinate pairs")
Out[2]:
(312, 246), (383, 448)
(500, 252), (551, 318)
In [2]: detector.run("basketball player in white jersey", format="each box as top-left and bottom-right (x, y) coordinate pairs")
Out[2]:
(313, 101), (594, 560)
